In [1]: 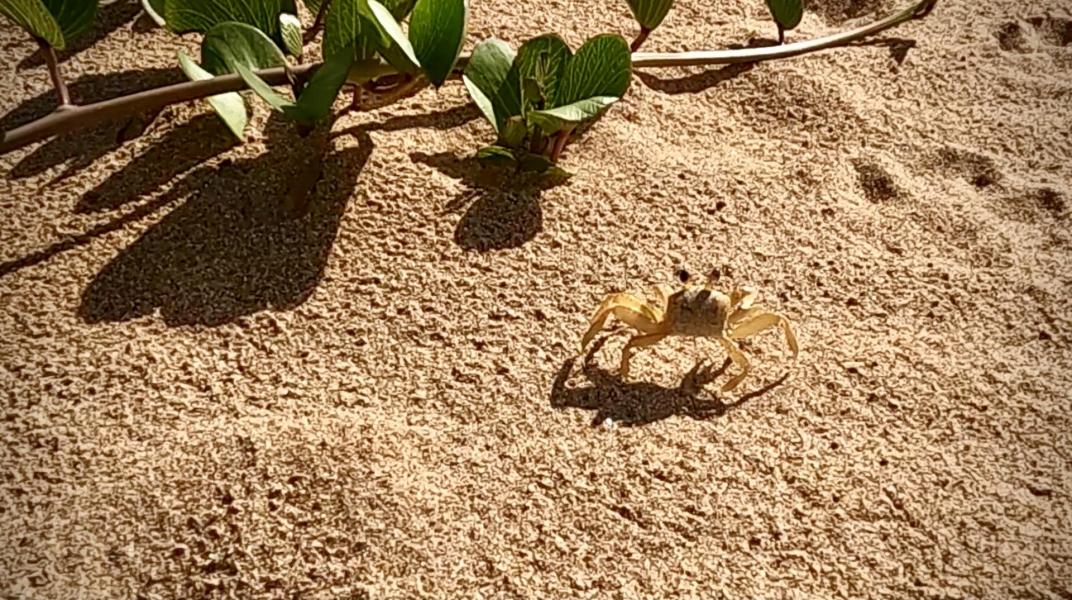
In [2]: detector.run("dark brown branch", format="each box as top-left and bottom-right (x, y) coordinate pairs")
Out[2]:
(630, 27), (651, 52)
(38, 38), (71, 106)
(303, 0), (332, 43)
(1, 0), (938, 156)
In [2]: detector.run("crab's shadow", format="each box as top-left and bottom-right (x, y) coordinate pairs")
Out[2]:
(409, 152), (569, 252)
(549, 335), (788, 427)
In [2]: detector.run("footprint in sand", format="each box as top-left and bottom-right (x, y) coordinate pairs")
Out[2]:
(934, 146), (1004, 189)
(991, 186), (1069, 224)
(993, 15), (1072, 53)
(851, 158), (903, 203)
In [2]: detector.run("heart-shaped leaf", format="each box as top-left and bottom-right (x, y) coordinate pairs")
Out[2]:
(625, 0), (672, 30)
(141, 0), (167, 26)
(0, 0), (64, 47)
(178, 50), (248, 138)
(166, 0), (282, 36)
(462, 38), (521, 134)
(44, 0), (98, 43)
(364, 0), (419, 72)
(200, 21), (287, 76)
(279, 12), (302, 55)
(766, 0), (803, 31)
(527, 96), (619, 135)
(515, 34), (570, 112)
(408, 0), (466, 87)
(554, 34), (632, 106)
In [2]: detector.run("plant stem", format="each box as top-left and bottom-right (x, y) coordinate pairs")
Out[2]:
(630, 27), (652, 52)
(0, 0), (938, 156)
(303, 0), (332, 43)
(38, 38), (71, 107)
(777, 23), (785, 45)
(549, 129), (571, 162)
(630, 0), (936, 67)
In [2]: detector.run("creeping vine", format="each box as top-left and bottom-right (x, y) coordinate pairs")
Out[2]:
(0, 0), (938, 168)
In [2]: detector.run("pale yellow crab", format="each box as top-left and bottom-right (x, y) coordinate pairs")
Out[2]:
(580, 271), (799, 391)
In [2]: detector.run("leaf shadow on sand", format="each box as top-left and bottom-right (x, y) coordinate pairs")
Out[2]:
(71, 104), (483, 327)
(409, 152), (569, 252)
(76, 115), (366, 327)
(550, 334), (788, 427)
(3, 68), (187, 181)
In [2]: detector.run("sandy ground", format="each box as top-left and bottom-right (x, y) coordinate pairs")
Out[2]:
(1, 0), (1071, 598)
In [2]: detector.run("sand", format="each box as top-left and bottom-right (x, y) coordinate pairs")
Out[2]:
(1, 0), (1071, 598)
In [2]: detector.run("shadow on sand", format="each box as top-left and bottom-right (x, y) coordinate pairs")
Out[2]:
(75, 116), (367, 326)
(549, 335), (788, 427)
(410, 152), (570, 252)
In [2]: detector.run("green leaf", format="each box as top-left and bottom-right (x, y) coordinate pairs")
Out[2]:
(0, 0), (65, 47)
(43, 0), (98, 43)
(408, 0), (466, 87)
(286, 46), (354, 122)
(527, 96), (619, 134)
(766, 0), (803, 30)
(625, 0), (672, 30)
(178, 50), (248, 139)
(364, 0), (419, 72)
(476, 144), (515, 164)
(515, 34), (570, 112)
(323, 0), (378, 61)
(166, 0), (282, 36)
(462, 38), (520, 134)
(500, 116), (526, 148)
(200, 21), (287, 76)
(279, 12), (302, 55)
(235, 62), (297, 112)
(383, 0), (414, 19)
(141, 0), (167, 26)
(555, 34), (632, 106)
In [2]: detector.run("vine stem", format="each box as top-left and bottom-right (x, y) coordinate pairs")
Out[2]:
(38, 38), (71, 107)
(303, 0), (332, 43)
(0, 0), (937, 156)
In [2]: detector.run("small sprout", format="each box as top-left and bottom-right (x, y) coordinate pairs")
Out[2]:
(765, 0), (804, 44)
(463, 33), (632, 173)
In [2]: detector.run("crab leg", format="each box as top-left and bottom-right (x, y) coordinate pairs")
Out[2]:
(620, 333), (667, 380)
(718, 336), (752, 392)
(580, 293), (663, 352)
(728, 310), (799, 356)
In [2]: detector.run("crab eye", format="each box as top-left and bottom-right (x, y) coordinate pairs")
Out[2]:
(676, 268), (691, 283)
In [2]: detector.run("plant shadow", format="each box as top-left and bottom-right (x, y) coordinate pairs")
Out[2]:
(550, 334), (788, 427)
(848, 36), (917, 65)
(16, 0), (142, 70)
(3, 68), (186, 180)
(75, 113), (239, 213)
(636, 38), (777, 95)
(2, 104), (480, 282)
(409, 152), (569, 252)
(77, 116), (369, 327)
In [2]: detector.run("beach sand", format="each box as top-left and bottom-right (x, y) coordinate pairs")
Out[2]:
(1, 0), (1070, 597)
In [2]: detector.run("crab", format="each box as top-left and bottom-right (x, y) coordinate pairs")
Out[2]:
(580, 270), (799, 392)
